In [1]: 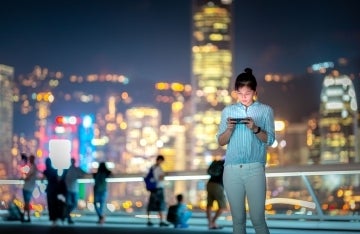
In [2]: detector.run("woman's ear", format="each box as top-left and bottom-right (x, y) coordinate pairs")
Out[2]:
(253, 91), (258, 101)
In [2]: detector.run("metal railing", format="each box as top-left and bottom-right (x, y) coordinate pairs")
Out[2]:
(1, 163), (359, 229)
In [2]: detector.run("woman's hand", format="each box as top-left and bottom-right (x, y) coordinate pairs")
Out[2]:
(245, 117), (259, 132)
(227, 117), (236, 130)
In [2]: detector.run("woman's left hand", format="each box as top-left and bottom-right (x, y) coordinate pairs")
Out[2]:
(245, 117), (257, 131)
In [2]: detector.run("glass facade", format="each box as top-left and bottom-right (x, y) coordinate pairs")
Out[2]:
(0, 64), (14, 178)
(191, 0), (234, 168)
(125, 106), (161, 173)
(316, 71), (358, 163)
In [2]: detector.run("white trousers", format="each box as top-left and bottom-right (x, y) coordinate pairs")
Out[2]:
(223, 162), (270, 234)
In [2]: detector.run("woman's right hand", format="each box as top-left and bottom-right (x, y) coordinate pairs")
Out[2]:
(227, 117), (236, 130)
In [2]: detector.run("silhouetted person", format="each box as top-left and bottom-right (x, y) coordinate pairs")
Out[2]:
(167, 194), (192, 228)
(43, 157), (67, 226)
(64, 158), (87, 224)
(93, 162), (111, 224)
(206, 159), (227, 229)
(6, 195), (23, 221)
(146, 155), (169, 227)
(21, 154), (38, 223)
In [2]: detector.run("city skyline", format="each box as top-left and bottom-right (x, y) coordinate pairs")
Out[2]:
(1, 0), (360, 136)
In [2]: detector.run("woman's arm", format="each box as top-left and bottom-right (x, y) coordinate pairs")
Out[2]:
(218, 118), (235, 146)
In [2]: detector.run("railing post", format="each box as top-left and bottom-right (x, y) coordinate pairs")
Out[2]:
(301, 174), (324, 220)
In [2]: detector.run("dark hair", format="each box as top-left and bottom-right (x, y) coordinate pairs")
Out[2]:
(235, 68), (257, 91)
(21, 153), (28, 162)
(45, 157), (52, 168)
(98, 162), (110, 173)
(176, 194), (183, 202)
(156, 155), (165, 162)
(70, 158), (76, 164)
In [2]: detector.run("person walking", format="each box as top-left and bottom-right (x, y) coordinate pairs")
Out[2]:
(206, 159), (227, 230)
(146, 155), (169, 227)
(21, 154), (38, 223)
(93, 162), (111, 224)
(64, 158), (87, 224)
(216, 68), (275, 234)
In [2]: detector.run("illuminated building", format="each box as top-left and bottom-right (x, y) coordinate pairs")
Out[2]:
(267, 120), (286, 167)
(158, 124), (186, 172)
(312, 70), (358, 163)
(268, 121), (310, 166)
(11, 65), (131, 138)
(154, 82), (193, 169)
(10, 66), (132, 172)
(154, 82), (192, 125)
(34, 92), (54, 171)
(191, 0), (234, 168)
(93, 96), (126, 172)
(125, 106), (161, 173)
(48, 115), (95, 172)
(284, 123), (309, 165)
(0, 64), (14, 178)
(308, 61), (335, 74)
(78, 115), (95, 171)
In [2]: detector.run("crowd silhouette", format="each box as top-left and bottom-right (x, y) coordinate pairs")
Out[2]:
(13, 155), (109, 226)
(12, 154), (224, 229)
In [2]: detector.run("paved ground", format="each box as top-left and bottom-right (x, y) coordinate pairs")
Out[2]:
(1, 221), (359, 234)
(1, 213), (359, 234)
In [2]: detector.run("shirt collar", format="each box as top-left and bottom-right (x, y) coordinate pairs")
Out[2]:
(236, 101), (258, 109)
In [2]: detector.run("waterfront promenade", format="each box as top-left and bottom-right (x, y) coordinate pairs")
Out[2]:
(1, 164), (359, 234)
(1, 212), (359, 234)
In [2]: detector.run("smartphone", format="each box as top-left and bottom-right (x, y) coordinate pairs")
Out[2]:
(230, 118), (250, 124)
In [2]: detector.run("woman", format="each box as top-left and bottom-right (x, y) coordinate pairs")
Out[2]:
(217, 68), (275, 234)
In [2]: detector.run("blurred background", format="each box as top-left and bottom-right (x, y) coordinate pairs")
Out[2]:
(0, 0), (359, 224)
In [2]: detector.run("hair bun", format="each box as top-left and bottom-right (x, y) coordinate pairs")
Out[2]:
(244, 68), (252, 74)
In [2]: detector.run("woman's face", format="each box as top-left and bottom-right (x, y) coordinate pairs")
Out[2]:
(236, 86), (256, 106)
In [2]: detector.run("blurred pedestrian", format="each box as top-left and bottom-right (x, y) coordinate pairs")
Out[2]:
(93, 162), (111, 224)
(21, 154), (38, 223)
(43, 157), (67, 226)
(167, 194), (192, 228)
(64, 158), (87, 224)
(146, 155), (169, 227)
(206, 159), (227, 229)
(5, 195), (23, 221)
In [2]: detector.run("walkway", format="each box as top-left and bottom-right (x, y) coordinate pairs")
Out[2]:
(1, 212), (359, 234)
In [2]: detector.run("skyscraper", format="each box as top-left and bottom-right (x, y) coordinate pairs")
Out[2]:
(191, 0), (234, 168)
(125, 106), (161, 173)
(316, 70), (358, 163)
(0, 64), (14, 178)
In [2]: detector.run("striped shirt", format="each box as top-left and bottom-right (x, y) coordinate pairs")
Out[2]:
(216, 101), (275, 166)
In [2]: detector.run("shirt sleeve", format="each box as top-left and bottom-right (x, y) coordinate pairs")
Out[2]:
(153, 166), (164, 181)
(263, 106), (276, 146)
(216, 108), (229, 141)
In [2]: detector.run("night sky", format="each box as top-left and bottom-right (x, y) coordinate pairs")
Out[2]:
(1, 0), (359, 135)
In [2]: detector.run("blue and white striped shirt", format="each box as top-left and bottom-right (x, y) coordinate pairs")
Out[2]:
(216, 101), (275, 166)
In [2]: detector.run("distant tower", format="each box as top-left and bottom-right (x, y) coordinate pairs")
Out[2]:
(125, 106), (161, 173)
(191, 0), (234, 169)
(0, 64), (14, 178)
(35, 92), (54, 171)
(318, 70), (358, 163)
